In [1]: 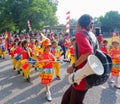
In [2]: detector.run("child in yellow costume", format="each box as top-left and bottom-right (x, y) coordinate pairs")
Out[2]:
(10, 42), (17, 70)
(39, 38), (55, 101)
(51, 40), (61, 80)
(14, 41), (22, 74)
(0, 38), (6, 59)
(33, 40), (41, 71)
(66, 37), (76, 65)
(109, 36), (120, 88)
(21, 40), (31, 82)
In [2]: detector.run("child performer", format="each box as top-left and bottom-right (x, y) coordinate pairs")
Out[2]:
(21, 40), (31, 82)
(66, 37), (76, 65)
(51, 40), (61, 80)
(38, 38), (55, 101)
(109, 36), (120, 88)
(100, 40), (108, 54)
(0, 38), (6, 59)
(14, 41), (22, 74)
(33, 40), (41, 71)
(10, 42), (17, 70)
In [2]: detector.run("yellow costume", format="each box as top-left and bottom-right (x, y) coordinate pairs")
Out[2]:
(10, 47), (17, 70)
(0, 44), (6, 59)
(51, 47), (61, 77)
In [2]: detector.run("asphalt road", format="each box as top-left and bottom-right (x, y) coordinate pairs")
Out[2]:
(0, 55), (120, 104)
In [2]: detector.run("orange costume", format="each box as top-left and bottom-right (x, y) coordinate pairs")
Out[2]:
(39, 52), (55, 84)
(109, 36), (120, 88)
(109, 48), (120, 76)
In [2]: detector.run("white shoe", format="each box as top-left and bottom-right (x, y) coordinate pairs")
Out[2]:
(46, 91), (52, 101)
(115, 84), (120, 89)
(109, 79), (114, 83)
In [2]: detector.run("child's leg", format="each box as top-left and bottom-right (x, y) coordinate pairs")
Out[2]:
(1, 51), (6, 59)
(109, 74), (115, 83)
(34, 61), (39, 71)
(54, 62), (60, 78)
(22, 63), (31, 82)
(114, 76), (120, 88)
(46, 84), (50, 92)
(46, 84), (52, 101)
(70, 56), (75, 65)
(17, 60), (22, 74)
(12, 58), (17, 70)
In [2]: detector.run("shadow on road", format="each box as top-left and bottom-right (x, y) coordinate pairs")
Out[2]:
(100, 82), (117, 104)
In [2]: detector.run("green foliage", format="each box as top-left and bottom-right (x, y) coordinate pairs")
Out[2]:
(96, 11), (120, 32)
(0, 0), (58, 33)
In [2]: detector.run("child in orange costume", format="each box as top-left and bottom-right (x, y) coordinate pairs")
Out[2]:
(21, 40), (31, 82)
(38, 39), (55, 101)
(109, 36), (120, 88)
(51, 40), (61, 80)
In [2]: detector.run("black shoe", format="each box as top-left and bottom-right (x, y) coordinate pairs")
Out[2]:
(17, 71), (20, 74)
(0, 56), (1, 58)
(3, 57), (5, 59)
(26, 77), (30, 82)
(13, 67), (16, 70)
(56, 76), (61, 80)
(35, 67), (38, 71)
(22, 73), (24, 77)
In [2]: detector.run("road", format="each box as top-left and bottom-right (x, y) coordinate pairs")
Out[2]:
(0, 55), (120, 104)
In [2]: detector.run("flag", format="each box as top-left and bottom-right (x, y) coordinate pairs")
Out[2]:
(5, 30), (10, 39)
(5, 30), (10, 50)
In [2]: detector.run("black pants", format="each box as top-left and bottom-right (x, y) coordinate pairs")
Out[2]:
(61, 46), (66, 59)
(61, 86), (88, 104)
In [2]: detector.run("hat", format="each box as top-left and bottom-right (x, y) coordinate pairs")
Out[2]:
(41, 38), (51, 47)
(111, 36), (120, 43)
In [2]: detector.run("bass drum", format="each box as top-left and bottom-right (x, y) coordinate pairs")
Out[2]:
(86, 49), (112, 87)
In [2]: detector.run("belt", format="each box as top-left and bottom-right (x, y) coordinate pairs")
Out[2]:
(113, 64), (120, 68)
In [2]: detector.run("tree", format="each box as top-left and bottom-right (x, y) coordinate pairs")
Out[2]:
(96, 11), (120, 32)
(0, 0), (58, 33)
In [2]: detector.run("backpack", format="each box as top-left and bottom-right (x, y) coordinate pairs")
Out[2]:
(75, 31), (112, 87)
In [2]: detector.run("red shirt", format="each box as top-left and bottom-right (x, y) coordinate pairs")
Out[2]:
(98, 34), (103, 44)
(74, 30), (93, 90)
(21, 48), (29, 59)
(100, 45), (108, 54)
(14, 47), (22, 54)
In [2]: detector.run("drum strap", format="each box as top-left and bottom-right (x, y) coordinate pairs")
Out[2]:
(75, 31), (98, 60)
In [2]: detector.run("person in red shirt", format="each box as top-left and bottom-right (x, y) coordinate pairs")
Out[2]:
(14, 41), (22, 74)
(21, 40), (31, 82)
(10, 42), (17, 70)
(94, 27), (103, 46)
(100, 40), (108, 54)
(61, 14), (99, 104)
